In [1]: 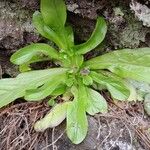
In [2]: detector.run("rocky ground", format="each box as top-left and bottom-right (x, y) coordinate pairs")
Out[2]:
(0, 0), (150, 149)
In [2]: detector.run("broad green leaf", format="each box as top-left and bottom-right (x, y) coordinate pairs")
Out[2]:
(10, 43), (59, 65)
(67, 101), (88, 144)
(17, 68), (67, 88)
(0, 79), (26, 107)
(34, 102), (69, 131)
(25, 75), (66, 101)
(67, 85), (88, 144)
(86, 48), (150, 83)
(74, 17), (107, 54)
(86, 88), (108, 115)
(40, 0), (66, 29)
(90, 71), (130, 100)
(0, 68), (67, 108)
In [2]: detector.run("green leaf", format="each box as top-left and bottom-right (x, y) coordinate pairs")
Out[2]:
(32, 11), (48, 38)
(33, 12), (64, 49)
(40, 0), (66, 29)
(48, 98), (56, 106)
(51, 84), (67, 96)
(125, 82), (137, 101)
(86, 48), (150, 83)
(0, 68), (67, 108)
(18, 55), (50, 72)
(34, 102), (69, 131)
(19, 64), (31, 72)
(65, 25), (74, 47)
(25, 74), (66, 101)
(91, 71), (130, 100)
(74, 17), (107, 54)
(43, 26), (66, 49)
(10, 43), (59, 65)
(86, 88), (108, 115)
(67, 101), (88, 144)
(67, 85), (88, 144)
(71, 55), (84, 68)
(0, 79), (26, 108)
(82, 75), (93, 85)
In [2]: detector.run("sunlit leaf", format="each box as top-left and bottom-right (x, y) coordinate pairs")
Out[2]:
(91, 71), (130, 100)
(10, 43), (59, 65)
(86, 88), (108, 115)
(67, 85), (88, 144)
(41, 0), (66, 29)
(25, 78), (64, 101)
(86, 48), (150, 83)
(0, 68), (67, 108)
(34, 102), (70, 131)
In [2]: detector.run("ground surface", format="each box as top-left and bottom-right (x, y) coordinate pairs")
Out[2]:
(0, 0), (150, 149)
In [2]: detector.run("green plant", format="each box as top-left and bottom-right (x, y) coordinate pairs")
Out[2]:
(0, 0), (150, 144)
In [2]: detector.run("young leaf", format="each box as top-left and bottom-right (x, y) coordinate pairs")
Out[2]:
(90, 71), (130, 100)
(86, 88), (108, 115)
(74, 17), (107, 54)
(48, 98), (56, 106)
(82, 75), (93, 85)
(10, 43), (59, 65)
(34, 102), (69, 131)
(86, 48), (150, 83)
(40, 0), (66, 29)
(67, 85), (88, 144)
(71, 55), (84, 68)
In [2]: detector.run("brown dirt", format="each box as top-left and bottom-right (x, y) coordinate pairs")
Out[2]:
(0, 97), (150, 150)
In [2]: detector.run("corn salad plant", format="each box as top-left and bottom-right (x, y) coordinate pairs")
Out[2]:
(0, 0), (150, 144)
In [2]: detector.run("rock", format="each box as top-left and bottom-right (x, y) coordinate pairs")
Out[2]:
(130, 0), (150, 27)
(0, 1), (40, 50)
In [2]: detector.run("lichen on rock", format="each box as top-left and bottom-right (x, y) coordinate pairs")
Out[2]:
(130, 0), (150, 27)
(106, 7), (149, 49)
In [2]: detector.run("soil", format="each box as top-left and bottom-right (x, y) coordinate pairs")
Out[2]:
(0, 0), (150, 150)
(0, 100), (150, 150)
